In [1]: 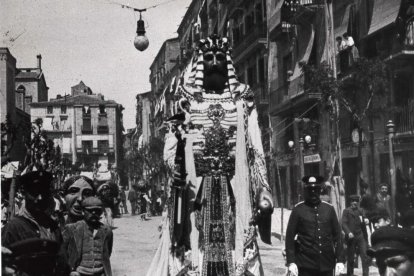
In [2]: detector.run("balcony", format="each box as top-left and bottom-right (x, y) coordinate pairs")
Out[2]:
(97, 125), (109, 134)
(81, 125), (93, 134)
(395, 100), (414, 135)
(232, 24), (267, 63)
(336, 47), (358, 76)
(386, 19), (414, 63)
(286, 0), (323, 23)
(299, 0), (324, 6)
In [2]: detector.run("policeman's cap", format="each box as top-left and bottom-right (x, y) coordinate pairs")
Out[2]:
(19, 171), (53, 195)
(367, 227), (414, 257)
(302, 176), (324, 188)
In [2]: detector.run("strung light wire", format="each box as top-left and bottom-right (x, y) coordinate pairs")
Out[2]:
(103, 0), (179, 12)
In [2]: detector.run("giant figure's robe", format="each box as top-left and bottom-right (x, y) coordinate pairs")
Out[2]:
(147, 37), (272, 276)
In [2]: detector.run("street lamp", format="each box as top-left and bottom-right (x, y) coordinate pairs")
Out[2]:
(134, 9), (149, 52)
(386, 119), (396, 223)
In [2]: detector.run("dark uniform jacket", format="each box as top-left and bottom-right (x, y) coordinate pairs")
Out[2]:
(2, 216), (61, 247)
(286, 201), (344, 271)
(1, 216), (69, 275)
(342, 207), (367, 240)
(61, 220), (113, 276)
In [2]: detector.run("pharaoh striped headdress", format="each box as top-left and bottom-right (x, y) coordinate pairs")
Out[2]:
(187, 35), (239, 92)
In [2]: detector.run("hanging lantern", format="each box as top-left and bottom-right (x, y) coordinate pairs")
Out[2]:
(134, 10), (149, 51)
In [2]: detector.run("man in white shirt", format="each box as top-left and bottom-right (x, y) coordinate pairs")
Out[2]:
(343, 32), (355, 47)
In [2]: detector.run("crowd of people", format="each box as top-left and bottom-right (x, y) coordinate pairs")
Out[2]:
(1, 170), (121, 276)
(286, 176), (414, 276)
(1, 166), (168, 276)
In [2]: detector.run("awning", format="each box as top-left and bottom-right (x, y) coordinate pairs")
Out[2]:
(367, 0), (401, 36)
(289, 24), (315, 82)
(269, 0), (285, 29)
(218, 5), (228, 34)
(318, 1), (331, 64)
(334, 4), (351, 38)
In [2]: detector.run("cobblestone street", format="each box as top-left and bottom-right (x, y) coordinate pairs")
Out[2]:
(110, 207), (380, 275)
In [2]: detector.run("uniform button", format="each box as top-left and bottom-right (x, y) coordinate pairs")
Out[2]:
(319, 236), (321, 239)
(320, 251), (322, 253)
(316, 214), (319, 216)
(318, 228), (321, 231)
(319, 244), (322, 246)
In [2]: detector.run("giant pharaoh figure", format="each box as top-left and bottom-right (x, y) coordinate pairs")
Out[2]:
(149, 35), (273, 276)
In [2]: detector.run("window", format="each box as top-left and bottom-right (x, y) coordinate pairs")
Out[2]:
(283, 53), (293, 87)
(82, 141), (93, 154)
(47, 106), (53, 114)
(99, 104), (106, 114)
(60, 117), (67, 131)
(247, 66), (256, 86)
(259, 57), (265, 83)
(82, 117), (92, 134)
(98, 140), (109, 152)
(61, 105), (67, 114)
(83, 105), (90, 116)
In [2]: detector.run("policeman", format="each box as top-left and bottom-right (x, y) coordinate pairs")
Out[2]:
(285, 176), (344, 276)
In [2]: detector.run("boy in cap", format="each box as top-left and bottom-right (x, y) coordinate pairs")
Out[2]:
(285, 176), (344, 276)
(342, 195), (369, 276)
(368, 227), (414, 276)
(61, 196), (113, 276)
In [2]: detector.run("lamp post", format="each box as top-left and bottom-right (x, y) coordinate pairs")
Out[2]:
(386, 120), (396, 223)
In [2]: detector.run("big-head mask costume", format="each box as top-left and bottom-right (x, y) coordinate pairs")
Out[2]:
(187, 35), (239, 93)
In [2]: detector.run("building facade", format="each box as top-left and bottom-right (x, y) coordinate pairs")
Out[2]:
(267, 0), (414, 207)
(1, 48), (33, 163)
(30, 81), (124, 170)
(150, 38), (181, 137)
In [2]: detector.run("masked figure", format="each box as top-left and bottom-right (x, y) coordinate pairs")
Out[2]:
(148, 35), (273, 276)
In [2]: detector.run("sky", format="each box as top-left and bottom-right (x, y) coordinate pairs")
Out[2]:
(1, 0), (192, 130)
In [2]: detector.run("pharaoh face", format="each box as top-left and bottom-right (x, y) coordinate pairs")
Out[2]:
(203, 50), (228, 91)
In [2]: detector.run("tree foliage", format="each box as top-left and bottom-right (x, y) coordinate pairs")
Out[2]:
(124, 136), (168, 182)
(338, 57), (390, 121)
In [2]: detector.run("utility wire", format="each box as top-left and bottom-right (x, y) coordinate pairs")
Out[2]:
(101, 0), (179, 12)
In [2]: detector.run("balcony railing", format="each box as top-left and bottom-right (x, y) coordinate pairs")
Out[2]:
(232, 24), (267, 59)
(299, 0), (324, 6)
(395, 100), (414, 135)
(81, 125), (93, 134)
(337, 47), (358, 76)
(97, 125), (109, 134)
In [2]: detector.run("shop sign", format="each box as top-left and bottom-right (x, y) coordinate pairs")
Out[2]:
(304, 153), (321, 164)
